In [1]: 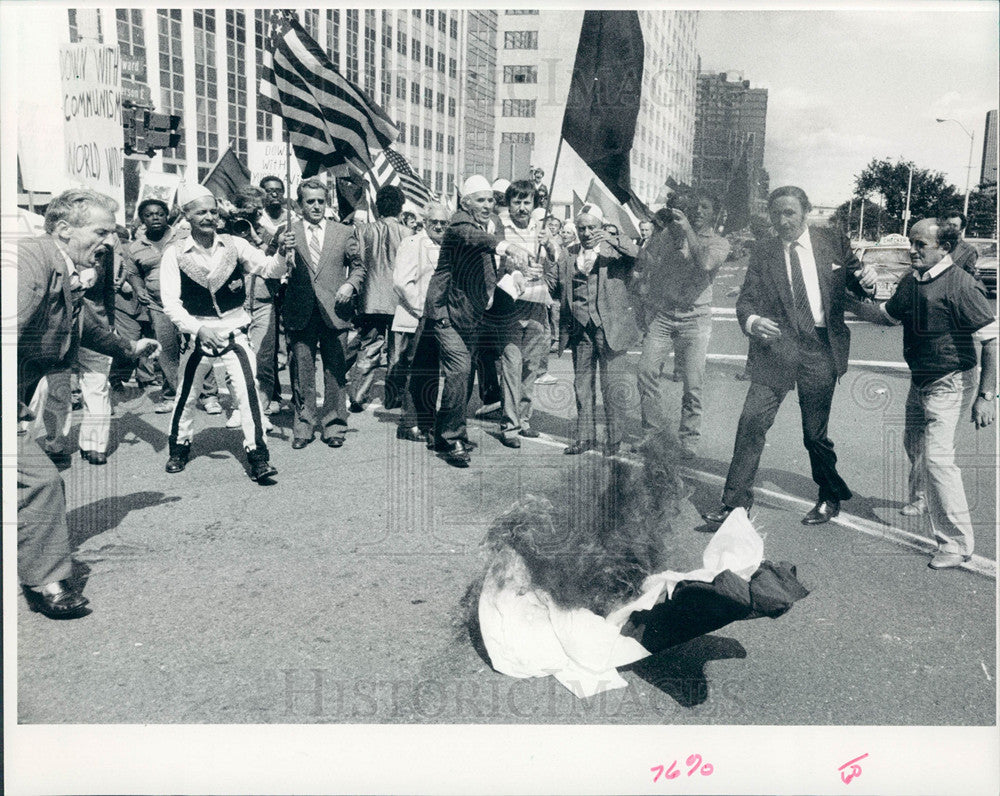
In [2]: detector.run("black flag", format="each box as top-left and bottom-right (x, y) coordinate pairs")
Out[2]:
(560, 11), (644, 206)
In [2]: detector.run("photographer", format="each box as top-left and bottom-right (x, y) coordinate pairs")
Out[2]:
(635, 189), (730, 457)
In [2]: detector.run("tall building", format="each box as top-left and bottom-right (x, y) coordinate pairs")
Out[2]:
(62, 8), (469, 207)
(462, 11), (498, 183)
(692, 72), (768, 207)
(981, 109), (997, 187)
(493, 10), (699, 207)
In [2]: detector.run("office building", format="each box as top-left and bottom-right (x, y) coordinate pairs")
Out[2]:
(981, 109), (997, 187)
(693, 72), (768, 207)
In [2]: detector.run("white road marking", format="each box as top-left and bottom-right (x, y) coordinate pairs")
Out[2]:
(503, 428), (996, 579)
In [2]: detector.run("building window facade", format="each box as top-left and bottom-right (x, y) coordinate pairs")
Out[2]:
(503, 65), (538, 84)
(502, 99), (536, 117)
(504, 31), (538, 49)
(363, 9), (376, 94)
(501, 132), (536, 145)
(345, 9), (359, 84)
(225, 10), (247, 162)
(326, 10), (340, 66)
(254, 10), (272, 141)
(158, 9), (186, 159)
(193, 9), (219, 179)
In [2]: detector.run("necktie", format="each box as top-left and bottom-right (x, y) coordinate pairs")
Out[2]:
(788, 242), (815, 337)
(309, 225), (322, 266)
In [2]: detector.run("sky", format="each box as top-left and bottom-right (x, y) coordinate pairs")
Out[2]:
(697, 4), (999, 206)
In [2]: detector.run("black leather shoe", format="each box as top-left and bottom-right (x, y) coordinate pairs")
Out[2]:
(396, 426), (425, 442)
(248, 446), (278, 482)
(165, 441), (190, 473)
(519, 428), (540, 438)
(81, 450), (107, 465)
(22, 581), (89, 619)
(442, 440), (471, 467)
(499, 435), (521, 448)
(564, 440), (597, 455)
(349, 400), (365, 413)
(46, 449), (72, 470)
(802, 499), (840, 525)
(291, 436), (313, 450)
(323, 436), (344, 448)
(702, 504), (736, 524)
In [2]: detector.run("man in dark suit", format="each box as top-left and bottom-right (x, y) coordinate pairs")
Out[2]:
(281, 177), (367, 449)
(704, 186), (877, 526)
(940, 210), (980, 279)
(18, 188), (160, 618)
(422, 175), (532, 466)
(554, 203), (641, 455)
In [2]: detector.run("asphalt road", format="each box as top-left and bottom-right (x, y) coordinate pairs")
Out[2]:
(16, 288), (996, 726)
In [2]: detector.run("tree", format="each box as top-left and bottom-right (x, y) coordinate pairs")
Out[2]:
(850, 158), (960, 236)
(829, 197), (882, 241)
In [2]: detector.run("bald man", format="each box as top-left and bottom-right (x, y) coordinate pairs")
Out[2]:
(553, 203), (641, 455)
(860, 218), (996, 570)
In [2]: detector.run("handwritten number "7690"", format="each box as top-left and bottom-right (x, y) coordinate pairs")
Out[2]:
(651, 754), (714, 782)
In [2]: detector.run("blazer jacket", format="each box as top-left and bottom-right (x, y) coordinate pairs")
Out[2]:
(17, 235), (133, 412)
(423, 210), (507, 337)
(555, 241), (641, 353)
(282, 219), (366, 332)
(736, 226), (864, 389)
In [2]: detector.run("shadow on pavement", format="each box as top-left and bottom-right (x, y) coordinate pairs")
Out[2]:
(67, 490), (182, 548)
(108, 411), (170, 455)
(625, 634), (747, 708)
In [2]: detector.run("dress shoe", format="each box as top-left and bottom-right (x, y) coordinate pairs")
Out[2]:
(474, 401), (502, 418)
(519, 428), (540, 438)
(45, 449), (73, 470)
(247, 446), (278, 482)
(442, 440), (471, 467)
(499, 435), (521, 449)
(22, 581), (89, 619)
(153, 399), (173, 414)
(900, 499), (927, 517)
(80, 450), (107, 465)
(564, 439), (597, 455)
(802, 499), (840, 525)
(928, 552), (972, 570)
(291, 436), (313, 450)
(226, 409), (242, 428)
(323, 436), (345, 448)
(165, 441), (191, 473)
(702, 504), (736, 524)
(396, 426), (426, 443)
(349, 400), (365, 413)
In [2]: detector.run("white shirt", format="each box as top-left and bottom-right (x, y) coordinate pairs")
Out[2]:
(161, 233), (286, 336)
(745, 227), (824, 334)
(304, 218), (326, 254)
(576, 246), (599, 275)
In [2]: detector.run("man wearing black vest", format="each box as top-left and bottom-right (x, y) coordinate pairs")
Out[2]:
(160, 183), (291, 481)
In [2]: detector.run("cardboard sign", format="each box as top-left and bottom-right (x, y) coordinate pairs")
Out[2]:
(59, 43), (125, 222)
(136, 170), (182, 216)
(248, 141), (303, 193)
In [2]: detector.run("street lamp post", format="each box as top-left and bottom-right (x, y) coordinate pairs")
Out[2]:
(936, 118), (975, 219)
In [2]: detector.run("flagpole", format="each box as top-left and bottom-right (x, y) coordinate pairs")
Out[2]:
(284, 122), (292, 232)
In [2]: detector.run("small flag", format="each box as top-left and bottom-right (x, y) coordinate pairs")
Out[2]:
(201, 145), (251, 200)
(584, 178), (640, 240)
(258, 10), (397, 177)
(364, 147), (433, 214)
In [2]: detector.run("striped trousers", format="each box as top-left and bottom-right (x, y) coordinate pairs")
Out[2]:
(169, 331), (266, 451)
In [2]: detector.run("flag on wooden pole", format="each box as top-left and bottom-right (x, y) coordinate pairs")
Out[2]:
(201, 144), (251, 199)
(258, 10), (397, 177)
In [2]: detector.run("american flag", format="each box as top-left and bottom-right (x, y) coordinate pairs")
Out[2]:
(258, 11), (397, 177)
(365, 147), (434, 213)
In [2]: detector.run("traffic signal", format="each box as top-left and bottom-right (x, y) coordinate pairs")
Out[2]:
(122, 105), (181, 156)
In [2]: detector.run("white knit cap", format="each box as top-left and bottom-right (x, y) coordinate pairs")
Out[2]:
(576, 203), (604, 222)
(491, 177), (511, 193)
(462, 175), (493, 196)
(177, 182), (216, 208)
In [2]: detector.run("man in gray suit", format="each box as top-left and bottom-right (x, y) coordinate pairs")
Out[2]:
(282, 178), (367, 449)
(554, 203), (641, 455)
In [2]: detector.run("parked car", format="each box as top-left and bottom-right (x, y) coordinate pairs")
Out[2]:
(854, 234), (912, 300)
(967, 238), (997, 299)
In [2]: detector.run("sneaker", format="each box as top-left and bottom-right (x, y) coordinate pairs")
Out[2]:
(535, 373), (558, 385)
(154, 399), (173, 414)
(200, 396), (223, 415)
(474, 401), (502, 417)
(226, 410), (242, 429)
(263, 400), (281, 415)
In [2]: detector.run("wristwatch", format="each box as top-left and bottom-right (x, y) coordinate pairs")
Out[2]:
(978, 390), (998, 401)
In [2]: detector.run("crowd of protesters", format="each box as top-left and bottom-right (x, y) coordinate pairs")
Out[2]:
(15, 169), (996, 618)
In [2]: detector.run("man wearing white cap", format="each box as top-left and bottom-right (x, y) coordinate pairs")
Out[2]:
(554, 203), (641, 455)
(423, 175), (532, 466)
(160, 183), (292, 482)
